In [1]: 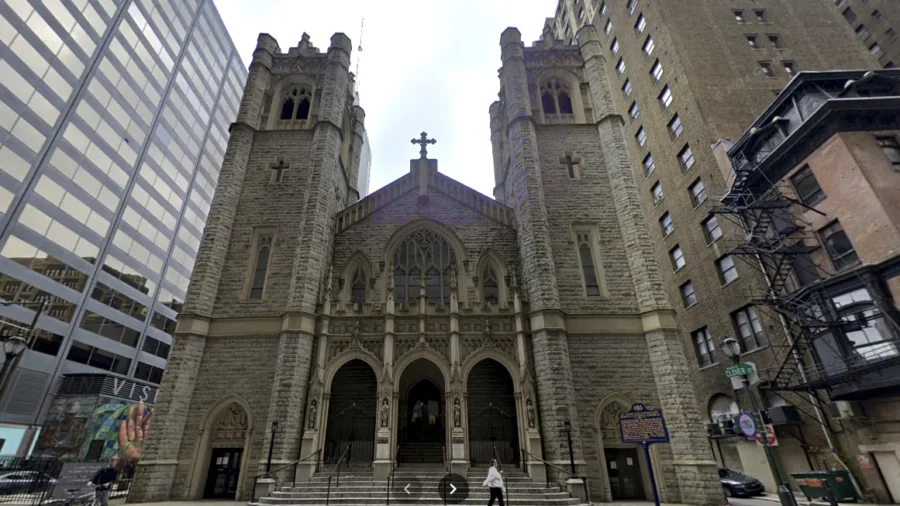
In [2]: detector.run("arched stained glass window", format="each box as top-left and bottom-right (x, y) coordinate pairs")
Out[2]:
(392, 230), (457, 309)
(482, 265), (499, 303)
(350, 266), (367, 304)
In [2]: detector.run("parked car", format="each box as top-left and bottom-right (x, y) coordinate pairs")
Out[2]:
(0, 471), (57, 495)
(719, 468), (766, 497)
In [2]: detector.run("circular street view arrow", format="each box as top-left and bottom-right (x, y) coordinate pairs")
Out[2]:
(394, 477), (421, 500)
(438, 473), (469, 504)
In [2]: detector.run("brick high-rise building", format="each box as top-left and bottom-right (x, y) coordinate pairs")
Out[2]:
(128, 27), (724, 505)
(0, 0), (244, 455)
(830, 0), (899, 69)
(543, 0), (891, 495)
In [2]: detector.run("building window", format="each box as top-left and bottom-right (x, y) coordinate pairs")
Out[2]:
(876, 136), (900, 167)
(642, 36), (655, 57)
(350, 266), (367, 304)
(628, 102), (640, 122)
(659, 86), (673, 109)
(689, 179), (707, 207)
(392, 229), (457, 309)
(820, 221), (860, 270)
(717, 255), (739, 285)
(855, 24), (870, 39)
(578, 7), (584, 21)
(576, 231), (602, 296)
(540, 78), (574, 115)
(626, 0), (637, 15)
(759, 61), (774, 76)
(833, 289), (898, 361)
(600, 1), (607, 16)
(670, 245), (685, 270)
(755, 9), (767, 22)
(678, 144), (695, 171)
(703, 215), (723, 243)
(482, 264), (499, 303)
(733, 10), (745, 23)
(732, 306), (767, 351)
(842, 7), (856, 23)
(623, 79), (633, 98)
(617, 58), (626, 75)
(651, 181), (663, 204)
(784, 62), (796, 76)
(870, 43), (885, 58)
(611, 38), (620, 55)
(746, 35), (759, 48)
(790, 165), (826, 206)
(871, 9), (884, 22)
(636, 127), (648, 148)
(768, 34), (782, 48)
(635, 14), (647, 34)
(650, 60), (663, 83)
(604, 19), (613, 35)
(668, 114), (684, 140)
(660, 212), (674, 236)
(280, 87), (312, 121)
(249, 233), (274, 299)
(680, 281), (697, 308)
(643, 153), (655, 176)
(693, 327), (717, 367)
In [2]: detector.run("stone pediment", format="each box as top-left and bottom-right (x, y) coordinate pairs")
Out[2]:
(335, 162), (515, 234)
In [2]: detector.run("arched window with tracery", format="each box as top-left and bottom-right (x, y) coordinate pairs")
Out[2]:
(482, 264), (499, 304)
(280, 87), (312, 121)
(540, 78), (574, 116)
(350, 266), (367, 304)
(392, 230), (457, 309)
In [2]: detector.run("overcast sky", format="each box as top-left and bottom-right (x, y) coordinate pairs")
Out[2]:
(214, 0), (550, 197)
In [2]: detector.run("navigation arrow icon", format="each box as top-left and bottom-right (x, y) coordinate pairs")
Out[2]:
(450, 484), (457, 495)
(404, 484), (411, 495)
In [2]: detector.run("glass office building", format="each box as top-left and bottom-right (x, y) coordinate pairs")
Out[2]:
(0, 0), (245, 446)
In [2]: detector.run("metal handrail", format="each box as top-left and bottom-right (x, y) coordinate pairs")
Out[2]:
(251, 449), (322, 500)
(386, 456), (397, 505)
(521, 448), (589, 503)
(325, 444), (351, 506)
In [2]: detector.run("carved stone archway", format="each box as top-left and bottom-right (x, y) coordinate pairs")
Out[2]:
(592, 395), (656, 503)
(186, 394), (254, 501)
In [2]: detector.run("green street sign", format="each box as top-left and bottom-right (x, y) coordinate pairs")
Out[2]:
(725, 363), (755, 378)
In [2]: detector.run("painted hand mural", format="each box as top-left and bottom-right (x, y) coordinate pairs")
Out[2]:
(119, 400), (152, 462)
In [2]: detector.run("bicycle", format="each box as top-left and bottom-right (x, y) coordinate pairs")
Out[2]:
(45, 488), (97, 506)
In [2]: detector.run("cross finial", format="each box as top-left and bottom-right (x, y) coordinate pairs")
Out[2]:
(411, 131), (436, 159)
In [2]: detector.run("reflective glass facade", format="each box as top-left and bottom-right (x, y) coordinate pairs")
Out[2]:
(0, 0), (245, 427)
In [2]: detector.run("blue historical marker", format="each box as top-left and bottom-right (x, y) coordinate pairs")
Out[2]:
(619, 403), (669, 506)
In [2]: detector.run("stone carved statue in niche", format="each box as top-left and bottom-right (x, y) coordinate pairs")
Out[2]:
(526, 398), (536, 429)
(453, 397), (462, 428)
(380, 397), (390, 428)
(307, 399), (318, 430)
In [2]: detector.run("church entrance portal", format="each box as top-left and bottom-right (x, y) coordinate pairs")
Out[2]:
(324, 359), (377, 464)
(467, 359), (520, 466)
(397, 358), (446, 464)
(203, 448), (242, 499)
(605, 448), (646, 500)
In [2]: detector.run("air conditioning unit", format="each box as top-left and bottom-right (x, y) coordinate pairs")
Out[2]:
(719, 418), (737, 435)
(827, 401), (861, 420)
(706, 423), (721, 437)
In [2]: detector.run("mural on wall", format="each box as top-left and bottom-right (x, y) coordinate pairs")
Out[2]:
(80, 398), (153, 463)
(35, 398), (93, 459)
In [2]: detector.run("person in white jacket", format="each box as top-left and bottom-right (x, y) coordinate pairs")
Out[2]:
(482, 459), (505, 506)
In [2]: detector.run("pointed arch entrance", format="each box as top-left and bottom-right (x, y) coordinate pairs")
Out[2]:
(397, 357), (446, 464)
(593, 396), (654, 502)
(467, 359), (520, 466)
(324, 359), (377, 464)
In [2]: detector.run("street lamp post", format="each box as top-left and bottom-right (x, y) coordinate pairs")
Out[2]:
(0, 301), (45, 400)
(266, 421), (278, 473)
(721, 336), (797, 506)
(563, 419), (576, 474)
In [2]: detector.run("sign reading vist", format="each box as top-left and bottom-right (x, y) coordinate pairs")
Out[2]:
(619, 403), (669, 506)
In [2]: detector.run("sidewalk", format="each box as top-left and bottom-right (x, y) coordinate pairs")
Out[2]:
(754, 492), (875, 506)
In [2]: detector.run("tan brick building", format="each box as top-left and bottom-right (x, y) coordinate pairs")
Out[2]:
(543, 0), (897, 495)
(724, 69), (900, 503)
(126, 27), (728, 505)
(830, 0), (899, 69)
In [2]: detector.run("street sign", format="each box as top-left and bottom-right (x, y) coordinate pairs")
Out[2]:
(737, 412), (757, 439)
(755, 423), (778, 446)
(619, 403), (668, 506)
(619, 403), (670, 444)
(725, 363), (755, 378)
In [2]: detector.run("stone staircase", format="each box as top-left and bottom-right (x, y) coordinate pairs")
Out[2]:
(396, 443), (444, 463)
(252, 464), (582, 505)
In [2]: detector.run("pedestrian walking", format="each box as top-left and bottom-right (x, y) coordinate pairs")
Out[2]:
(87, 456), (119, 506)
(482, 458), (505, 506)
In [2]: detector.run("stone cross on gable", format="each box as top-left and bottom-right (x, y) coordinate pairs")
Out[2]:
(270, 158), (288, 183)
(559, 153), (581, 179)
(411, 131), (436, 159)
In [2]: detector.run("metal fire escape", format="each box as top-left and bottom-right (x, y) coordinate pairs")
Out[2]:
(714, 152), (900, 393)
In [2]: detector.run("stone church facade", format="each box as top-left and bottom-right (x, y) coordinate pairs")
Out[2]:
(129, 26), (722, 505)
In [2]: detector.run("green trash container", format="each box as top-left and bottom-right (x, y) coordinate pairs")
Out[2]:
(791, 471), (859, 502)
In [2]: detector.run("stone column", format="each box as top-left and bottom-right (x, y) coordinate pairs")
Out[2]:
(373, 304), (394, 481)
(499, 28), (583, 470)
(448, 274), (468, 475)
(578, 24), (721, 505)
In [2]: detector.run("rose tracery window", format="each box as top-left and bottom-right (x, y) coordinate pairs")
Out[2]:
(392, 230), (457, 309)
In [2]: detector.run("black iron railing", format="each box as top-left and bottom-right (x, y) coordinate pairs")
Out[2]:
(325, 444), (351, 506)
(250, 449), (321, 501)
(521, 448), (589, 503)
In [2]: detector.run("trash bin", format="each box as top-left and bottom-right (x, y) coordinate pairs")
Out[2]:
(791, 471), (859, 502)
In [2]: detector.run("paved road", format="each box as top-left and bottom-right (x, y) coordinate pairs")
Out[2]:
(729, 496), (780, 506)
